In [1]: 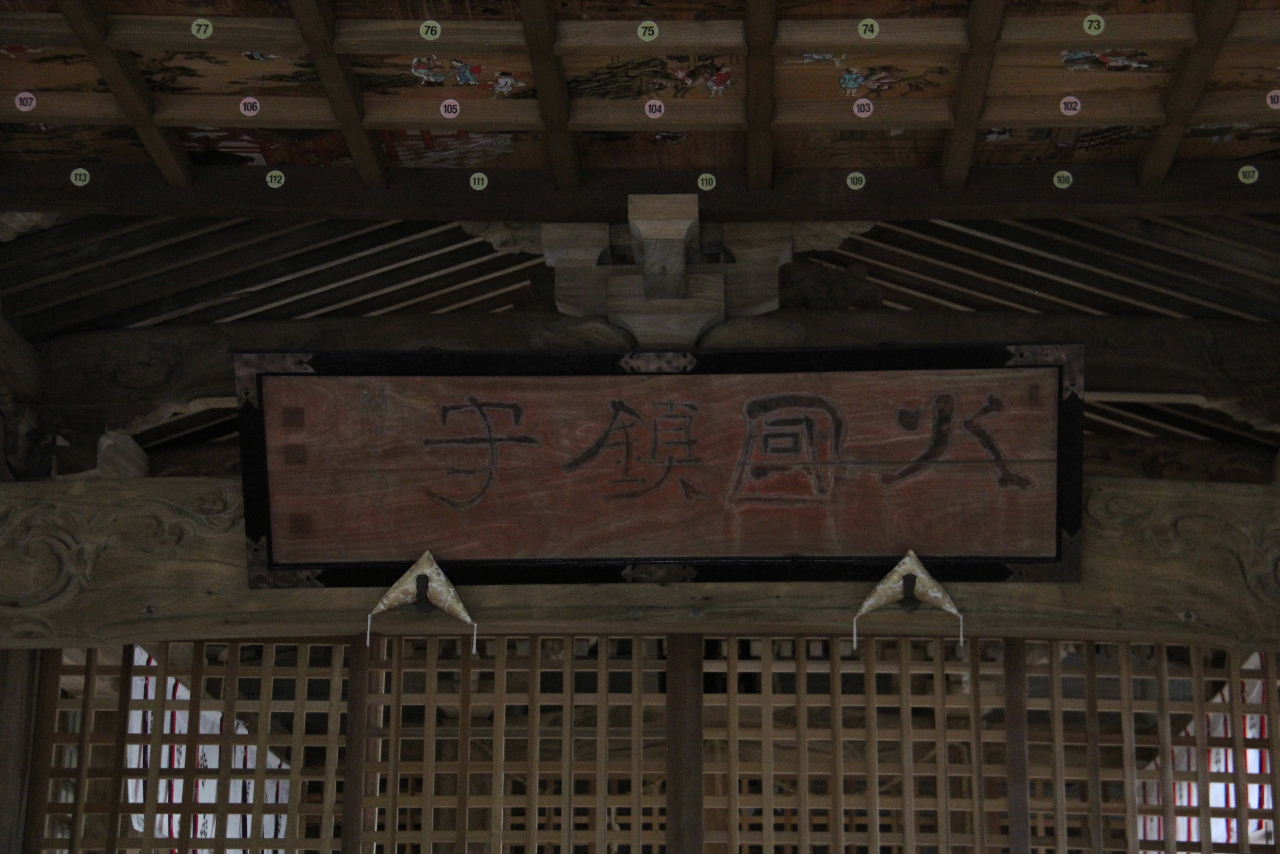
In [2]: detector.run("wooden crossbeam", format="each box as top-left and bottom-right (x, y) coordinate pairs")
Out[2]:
(521, 0), (579, 191)
(745, 0), (777, 190)
(10, 11), (1280, 54)
(1139, 0), (1242, 187)
(554, 19), (742, 55)
(288, 0), (385, 188)
(2, 162), (1275, 221)
(14, 88), (1273, 134)
(940, 0), (1006, 189)
(56, 0), (193, 187)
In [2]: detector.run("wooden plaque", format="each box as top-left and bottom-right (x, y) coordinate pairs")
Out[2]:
(237, 347), (1082, 587)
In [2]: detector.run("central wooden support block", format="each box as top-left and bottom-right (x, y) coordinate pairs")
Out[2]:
(606, 271), (726, 348)
(627, 194), (699, 299)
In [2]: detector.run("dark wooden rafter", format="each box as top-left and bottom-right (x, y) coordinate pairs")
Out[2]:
(1139, 0), (1242, 187)
(744, 0), (777, 190)
(55, 0), (193, 186)
(520, 0), (579, 190)
(939, 0), (1007, 189)
(288, 0), (386, 188)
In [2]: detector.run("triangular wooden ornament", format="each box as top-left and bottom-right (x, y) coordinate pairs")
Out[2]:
(367, 550), (477, 652)
(852, 550), (962, 649)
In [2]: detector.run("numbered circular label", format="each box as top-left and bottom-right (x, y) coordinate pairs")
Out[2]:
(265, 169), (286, 188)
(1238, 164), (1259, 185)
(697, 172), (716, 191)
(239, 96), (261, 116)
(191, 18), (213, 38)
(1059, 95), (1082, 116)
(637, 20), (658, 41)
(645, 98), (665, 119)
(846, 171), (867, 190)
(469, 172), (489, 191)
(69, 167), (90, 187)
(853, 97), (874, 118)
(419, 19), (441, 40)
(1082, 13), (1105, 34)
(14, 91), (36, 112)
(1053, 169), (1073, 189)
(858, 18), (880, 39)
(440, 98), (460, 118)
(1267, 89), (1280, 110)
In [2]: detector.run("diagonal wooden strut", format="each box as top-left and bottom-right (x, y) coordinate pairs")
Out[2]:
(289, 0), (387, 188)
(521, 0), (580, 191)
(745, 0), (777, 190)
(57, 0), (193, 186)
(939, 0), (1007, 189)
(1139, 0), (1241, 187)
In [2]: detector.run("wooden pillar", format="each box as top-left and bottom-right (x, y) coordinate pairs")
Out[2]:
(20, 650), (60, 853)
(1003, 638), (1032, 851)
(341, 636), (371, 854)
(0, 650), (39, 851)
(665, 634), (704, 852)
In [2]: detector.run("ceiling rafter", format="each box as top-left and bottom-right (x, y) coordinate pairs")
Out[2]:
(939, 0), (1006, 189)
(55, 0), (193, 186)
(745, 0), (777, 190)
(288, 0), (385, 188)
(520, 0), (579, 191)
(1139, 0), (1243, 187)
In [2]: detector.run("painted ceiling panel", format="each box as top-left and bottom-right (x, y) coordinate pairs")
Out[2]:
(351, 52), (534, 98)
(0, 123), (149, 160)
(988, 46), (1176, 97)
(777, 55), (960, 102)
(975, 124), (1158, 164)
(136, 50), (321, 95)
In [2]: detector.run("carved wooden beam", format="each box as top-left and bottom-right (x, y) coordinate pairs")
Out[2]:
(35, 311), (1280, 439)
(0, 477), (1277, 647)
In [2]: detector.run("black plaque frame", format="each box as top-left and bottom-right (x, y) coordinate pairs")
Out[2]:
(237, 345), (1083, 588)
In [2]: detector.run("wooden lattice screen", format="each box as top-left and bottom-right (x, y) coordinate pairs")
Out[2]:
(20, 636), (1280, 854)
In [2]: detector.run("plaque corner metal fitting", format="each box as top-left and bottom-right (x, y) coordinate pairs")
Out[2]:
(234, 352), (317, 409)
(1005, 344), (1083, 400)
(619, 352), (697, 374)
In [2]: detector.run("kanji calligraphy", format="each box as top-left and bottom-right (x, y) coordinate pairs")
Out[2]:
(249, 356), (1074, 574)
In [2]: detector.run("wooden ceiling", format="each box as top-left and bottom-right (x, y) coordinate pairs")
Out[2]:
(1, 0), (1278, 218)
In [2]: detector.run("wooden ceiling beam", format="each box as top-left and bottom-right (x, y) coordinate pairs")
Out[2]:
(521, 0), (579, 191)
(554, 19), (743, 56)
(776, 18), (967, 53)
(568, 98), (745, 132)
(8, 11), (1280, 55)
(334, 19), (525, 53)
(288, 0), (386, 188)
(939, 0), (1006, 190)
(56, 0), (194, 186)
(2, 162), (1275, 221)
(1000, 13), (1196, 47)
(1139, 0), (1241, 187)
(6, 89), (1273, 134)
(745, 0), (777, 190)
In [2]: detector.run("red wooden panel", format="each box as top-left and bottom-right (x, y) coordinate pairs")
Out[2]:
(261, 368), (1059, 563)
